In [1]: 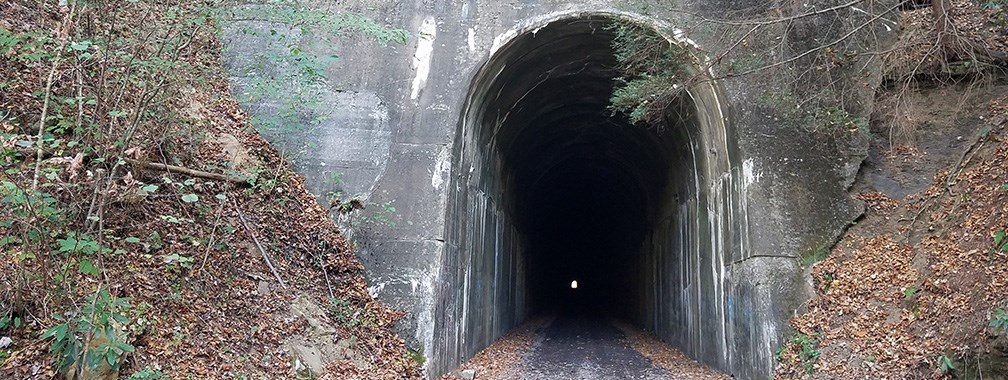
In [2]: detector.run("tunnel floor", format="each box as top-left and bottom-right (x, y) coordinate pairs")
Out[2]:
(519, 316), (666, 379)
(445, 316), (729, 379)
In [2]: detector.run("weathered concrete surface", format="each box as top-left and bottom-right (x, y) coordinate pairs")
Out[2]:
(221, 1), (898, 378)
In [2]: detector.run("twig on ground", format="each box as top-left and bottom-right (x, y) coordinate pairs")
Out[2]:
(199, 199), (227, 272)
(322, 258), (335, 300)
(31, 53), (64, 193)
(126, 158), (249, 184)
(235, 200), (287, 289)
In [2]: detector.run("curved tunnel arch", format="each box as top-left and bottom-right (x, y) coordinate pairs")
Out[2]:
(434, 12), (751, 377)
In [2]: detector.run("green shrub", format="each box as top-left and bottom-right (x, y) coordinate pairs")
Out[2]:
(607, 20), (692, 125)
(129, 367), (167, 379)
(994, 230), (1008, 254)
(800, 244), (831, 267)
(41, 289), (134, 373)
(775, 332), (821, 375)
(937, 353), (957, 373)
(992, 308), (1008, 334)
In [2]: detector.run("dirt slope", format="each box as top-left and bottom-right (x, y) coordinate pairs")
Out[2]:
(775, 82), (1008, 378)
(774, 1), (1008, 377)
(0, 1), (421, 378)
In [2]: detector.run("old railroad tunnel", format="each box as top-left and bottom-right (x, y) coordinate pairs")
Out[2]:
(434, 14), (757, 378)
(225, 4), (852, 378)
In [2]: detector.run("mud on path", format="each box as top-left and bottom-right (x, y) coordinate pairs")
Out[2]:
(444, 316), (728, 380)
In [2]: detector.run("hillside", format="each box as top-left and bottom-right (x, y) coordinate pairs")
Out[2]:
(0, 1), (420, 378)
(775, 1), (1008, 377)
(776, 82), (1008, 378)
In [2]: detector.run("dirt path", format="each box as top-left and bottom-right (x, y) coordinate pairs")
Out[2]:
(444, 316), (728, 380)
(518, 316), (668, 379)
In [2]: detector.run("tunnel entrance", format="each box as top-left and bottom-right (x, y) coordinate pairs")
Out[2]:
(435, 12), (748, 378)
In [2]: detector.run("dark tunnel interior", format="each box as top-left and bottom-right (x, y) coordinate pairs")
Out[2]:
(517, 98), (675, 318)
(438, 15), (713, 373)
(472, 16), (697, 319)
(437, 14), (749, 377)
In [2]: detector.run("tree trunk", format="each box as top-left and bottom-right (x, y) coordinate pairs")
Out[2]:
(933, 0), (951, 57)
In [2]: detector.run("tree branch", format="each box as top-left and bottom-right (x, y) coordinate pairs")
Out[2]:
(235, 201), (288, 289)
(125, 158), (250, 184)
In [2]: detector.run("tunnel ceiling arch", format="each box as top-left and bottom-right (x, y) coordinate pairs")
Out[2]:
(435, 12), (757, 379)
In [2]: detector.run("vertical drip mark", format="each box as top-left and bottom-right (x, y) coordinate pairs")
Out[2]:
(411, 17), (437, 100)
(493, 211), (501, 337)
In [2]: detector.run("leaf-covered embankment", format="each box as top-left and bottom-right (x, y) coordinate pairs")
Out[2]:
(1, 0), (421, 378)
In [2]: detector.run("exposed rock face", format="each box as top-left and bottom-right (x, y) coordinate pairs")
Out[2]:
(285, 296), (370, 378)
(217, 133), (261, 175)
(220, 1), (899, 378)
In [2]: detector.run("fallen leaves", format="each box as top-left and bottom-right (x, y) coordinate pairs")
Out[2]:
(0, 0), (421, 378)
(776, 90), (1008, 378)
(614, 321), (731, 380)
(442, 317), (550, 380)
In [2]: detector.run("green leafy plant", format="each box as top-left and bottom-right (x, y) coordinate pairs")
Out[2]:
(328, 297), (357, 326)
(937, 353), (957, 373)
(607, 20), (692, 125)
(800, 244), (831, 267)
(820, 272), (835, 292)
(328, 172), (344, 187)
(407, 348), (425, 367)
(992, 308), (1008, 334)
(56, 231), (104, 276)
(41, 289), (134, 374)
(1, 2), (240, 375)
(129, 367), (166, 379)
(162, 253), (194, 272)
(326, 190), (365, 214)
(0, 313), (21, 331)
(775, 332), (821, 375)
(983, 1), (1008, 27)
(904, 286), (918, 300)
(0, 27), (56, 63)
(993, 230), (1008, 257)
(0, 26), (24, 55)
(863, 355), (876, 368)
(327, 298), (379, 328)
(349, 200), (400, 227)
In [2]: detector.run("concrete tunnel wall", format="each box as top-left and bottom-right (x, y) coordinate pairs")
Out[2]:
(222, 1), (889, 378)
(434, 13), (756, 377)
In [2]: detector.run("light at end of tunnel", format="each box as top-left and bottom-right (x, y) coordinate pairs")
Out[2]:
(571, 280), (578, 289)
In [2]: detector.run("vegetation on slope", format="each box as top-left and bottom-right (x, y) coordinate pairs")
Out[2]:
(776, 87), (1008, 378)
(0, 0), (420, 378)
(776, 1), (1008, 378)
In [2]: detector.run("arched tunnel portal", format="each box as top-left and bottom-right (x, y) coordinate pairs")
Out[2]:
(435, 13), (752, 377)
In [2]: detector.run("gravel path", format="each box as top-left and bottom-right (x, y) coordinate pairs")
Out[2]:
(444, 316), (729, 380)
(516, 316), (669, 379)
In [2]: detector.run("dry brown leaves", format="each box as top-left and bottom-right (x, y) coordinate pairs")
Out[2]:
(857, 191), (900, 213)
(0, 0), (420, 378)
(613, 321), (731, 380)
(441, 317), (551, 380)
(776, 94), (1008, 378)
(946, 0), (1008, 56)
(884, 0), (1008, 79)
(3, 79), (420, 380)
